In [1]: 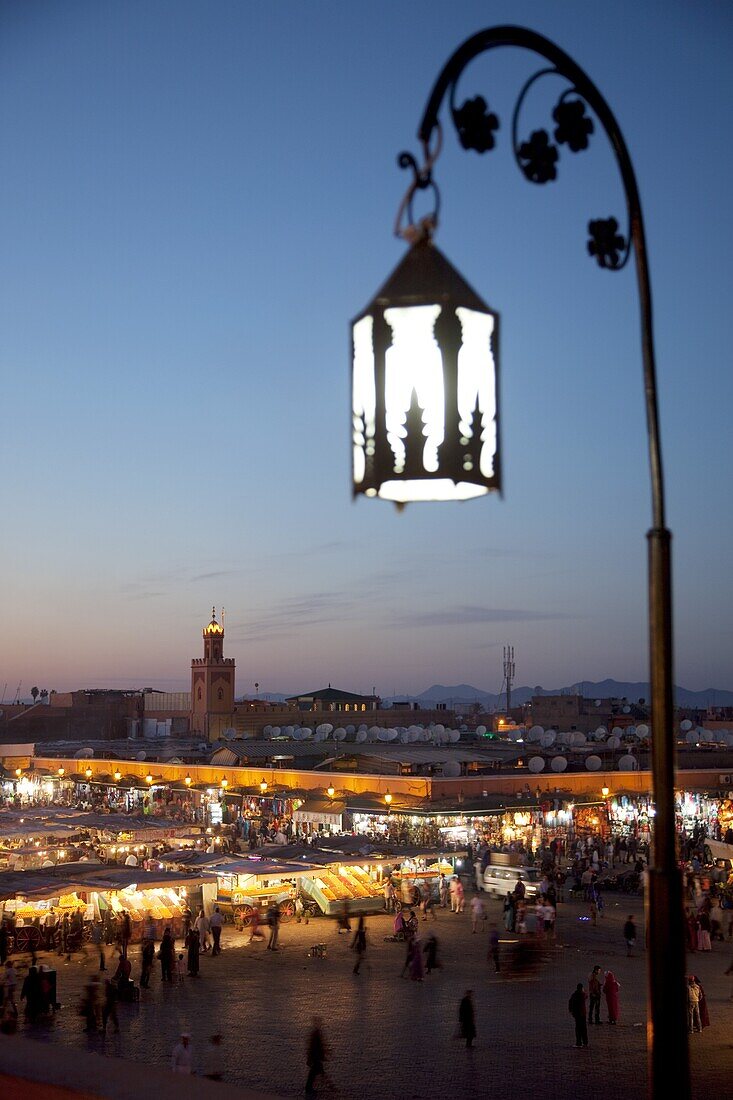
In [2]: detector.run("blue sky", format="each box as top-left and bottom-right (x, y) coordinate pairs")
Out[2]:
(1, 1), (731, 697)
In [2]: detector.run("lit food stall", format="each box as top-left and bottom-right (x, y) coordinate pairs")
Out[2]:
(298, 863), (382, 914)
(203, 857), (319, 925)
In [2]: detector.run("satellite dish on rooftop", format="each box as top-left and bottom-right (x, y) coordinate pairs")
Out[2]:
(586, 755), (602, 771)
(680, 719), (692, 732)
(476, 725), (486, 736)
(529, 725), (544, 740)
(550, 756), (567, 772)
(528, 756), (545, 773)
(595, 699), (601, 707)
(442, 760), (461, 777)
(569, 732), (586, 747)
(636, 724), (649, 739)
(334, 728), (346, 741)
(263, 725), (272, 736)
(135, 751), (147, 761)
(345, 725), (355, 735)
(449, 729), (460, 743)
(595, 726), (607, 738)
(623, 706), (631, 714)
(685, 730), (699, 744)
(612, 726), (623, 737)
(606, 736), (622, 750)
(355, 729), (367, 743)
(618, 754), (638, 771)
(540, 732), (555, 748)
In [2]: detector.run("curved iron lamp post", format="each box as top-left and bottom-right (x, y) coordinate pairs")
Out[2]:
(352, 25), (687, 1099)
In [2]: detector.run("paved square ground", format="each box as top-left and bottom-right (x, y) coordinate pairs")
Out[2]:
(8, 893), (733, 1098)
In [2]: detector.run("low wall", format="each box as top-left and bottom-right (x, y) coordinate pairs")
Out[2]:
(25, 757), (733, 805)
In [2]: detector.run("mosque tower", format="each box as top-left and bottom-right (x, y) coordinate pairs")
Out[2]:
(190, 606), (236, 739)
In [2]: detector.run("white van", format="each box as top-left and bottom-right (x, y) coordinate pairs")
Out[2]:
(481, 864), (540, 899)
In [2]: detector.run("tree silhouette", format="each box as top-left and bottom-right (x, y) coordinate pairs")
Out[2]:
(31, 686), (39, 703)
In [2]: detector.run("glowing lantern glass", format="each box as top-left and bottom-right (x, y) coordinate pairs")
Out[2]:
(352, 237), (500, 503)
(220, 777), (228, 789)
(145, 773), (153, 785)
(85, 767), (93, 780)
(384, 790), (393, 805)
(184, 775), (192, 787)
(260, 779), (268, 794)
(114, 770), (122, 783)
(57, 767), (65, 777)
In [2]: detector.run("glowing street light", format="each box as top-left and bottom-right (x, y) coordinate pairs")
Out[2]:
(57, 766), (65, 777)
(326, 785), (335, 800)
(384, 790), (393, 806)
(260, 779), (268, 795)
(113, 769), (122, 783)
(220, 777), (229, 789)
(353, 26), (688, 1095)
(601, 785), (610, 799)
(184, 775), (192, 787)
(85, 767), (93, 780)
(145, 773), (153, 786)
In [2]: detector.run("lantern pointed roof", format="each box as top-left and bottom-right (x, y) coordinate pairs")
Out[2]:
(365, 237), (495, 313)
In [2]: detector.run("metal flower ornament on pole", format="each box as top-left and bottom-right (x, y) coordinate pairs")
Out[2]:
(351, 25), (686, 1100)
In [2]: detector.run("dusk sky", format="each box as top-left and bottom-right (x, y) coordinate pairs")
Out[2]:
(1, 1), (731, 699)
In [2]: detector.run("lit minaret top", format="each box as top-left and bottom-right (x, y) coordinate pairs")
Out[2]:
(204, 606), (224, 637)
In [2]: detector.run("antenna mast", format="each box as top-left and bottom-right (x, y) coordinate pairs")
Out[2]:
(503, 646), (515, 712)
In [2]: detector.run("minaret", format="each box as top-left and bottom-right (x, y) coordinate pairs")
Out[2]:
(191, 607), (236, 740)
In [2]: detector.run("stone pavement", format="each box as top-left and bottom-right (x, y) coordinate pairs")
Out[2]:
(6, 894), (733, 1099)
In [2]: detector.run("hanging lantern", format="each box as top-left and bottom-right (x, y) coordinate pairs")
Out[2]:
(351, 236), (500, 503)
(184, 774), (192, 787)
(220, 776), (229, 789)
(260, 779), (268, 794)
(145, 772), (153, 786)
(113, 769), (122, 783)
(57, 766), (65, 777)
(85, 767), (93, 780)
(326, 785), (335, 800)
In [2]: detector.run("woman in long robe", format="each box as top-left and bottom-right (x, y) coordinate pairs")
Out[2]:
(186, 927), (200, 977)
(409, 936), (424, 981)
(603, 970), (621, 1024)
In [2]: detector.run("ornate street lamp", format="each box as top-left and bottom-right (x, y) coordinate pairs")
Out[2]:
(384, 790), (393, 806)
(145, 772), (153, 786)
(326, 785), (335, 800)
(220, 776), (229, 790)
(113, 769), (122, 783)
(601, 785), (610, 799)
(354, 26), (686, 1099)
(57, 766), (65, 777)
(260, 779), (268, 795)
(15, 767), (22, 779)
(85, 767), (93, 780)
(184, 774), (192, 788)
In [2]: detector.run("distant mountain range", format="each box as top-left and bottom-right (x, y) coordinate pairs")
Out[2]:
(398, 679), (733, 710)
(248, 679), (733, 710)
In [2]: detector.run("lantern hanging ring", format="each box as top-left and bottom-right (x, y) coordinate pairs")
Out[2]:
(394, 122), (442, 241)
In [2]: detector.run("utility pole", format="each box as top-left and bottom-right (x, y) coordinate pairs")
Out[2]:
(503, 646), (515, 712)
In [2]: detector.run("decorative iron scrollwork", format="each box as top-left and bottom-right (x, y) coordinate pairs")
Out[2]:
(452, 95), (499, 153)
(587, 217), (627, 270)
(517, 128), (558, 183)
(552, 97), (594, 152)
(405, 51), (631, 270)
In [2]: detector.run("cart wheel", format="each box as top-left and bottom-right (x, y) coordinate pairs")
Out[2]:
(234, 904), (254, 928)
(278, 900), (295, 922)
(15, 927), (32, 952)
(394, 899), (403, 912)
